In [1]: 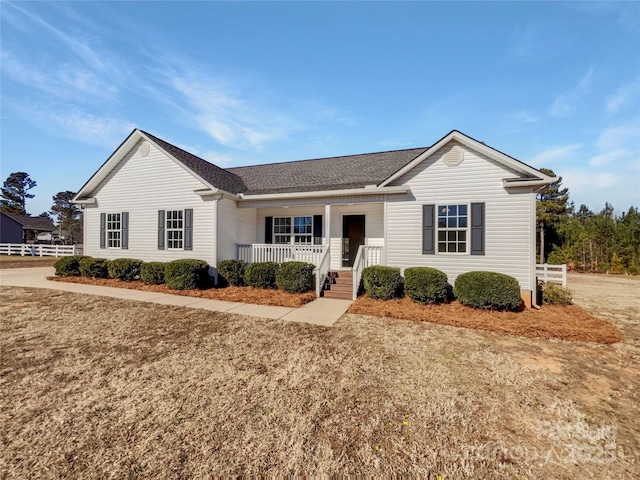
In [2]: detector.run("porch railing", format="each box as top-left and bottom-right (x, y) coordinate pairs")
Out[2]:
(0, 243), (82, 257)
(315, 246), (331, 297)
(237, 243), (328, 265)
(536, 263), (567, 286)
(352, 245), (384, 300)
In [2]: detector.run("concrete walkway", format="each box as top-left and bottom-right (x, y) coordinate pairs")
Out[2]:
(0, 267), (352, 327)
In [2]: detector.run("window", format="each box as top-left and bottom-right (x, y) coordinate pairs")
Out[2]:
(274, 216), (312, 244)
(166, 210), (183, 249)
(437, 204), (467, 253)
(274, 217), (291, 244)
(107, 213), (121, 248)
(294, 216), (312, 244)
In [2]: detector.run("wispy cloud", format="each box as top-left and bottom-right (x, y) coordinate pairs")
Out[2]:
(588, 149), (630, 167)
(606, 80), (640, 115)
(513, 110), (537, 124)
(550, 68), (595, 117)
(529, 144), (582, 166)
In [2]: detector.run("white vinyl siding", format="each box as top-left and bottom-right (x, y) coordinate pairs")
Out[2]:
(216, 196), (257, 262)
(83, 140), (216, 264)
(386, 142), (535, 291)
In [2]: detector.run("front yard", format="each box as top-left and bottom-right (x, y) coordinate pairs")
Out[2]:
(1, 274), (638, 478)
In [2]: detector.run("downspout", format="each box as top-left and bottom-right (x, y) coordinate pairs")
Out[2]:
(212, 194), (222, 285)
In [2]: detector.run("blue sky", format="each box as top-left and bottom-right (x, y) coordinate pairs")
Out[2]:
(1, 1), (639, 216)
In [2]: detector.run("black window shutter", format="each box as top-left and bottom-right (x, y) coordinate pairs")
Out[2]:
(422, 204), (435, 254)
(313, 215), (323, 245)
(99, 213), (106, 249)
(265, 216), (273, 244)
(121, 212), (129, 249)
(184, 208), (193, 251)
(158, 210), (165, 250)
(470, 202), (485, 255)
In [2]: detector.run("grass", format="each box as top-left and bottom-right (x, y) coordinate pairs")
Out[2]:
(0, 255), (57, 269)
(0, 274), (638, 478)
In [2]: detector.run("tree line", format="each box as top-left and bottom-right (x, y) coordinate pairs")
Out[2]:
(1, 172), (82, 244)
(537, 168), (639, 274)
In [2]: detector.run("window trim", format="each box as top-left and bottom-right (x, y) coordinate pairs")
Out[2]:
(436, 203), (469, 255)
(106, 213), (122, 249)
(166, 209), (184, 250)
(273, 215), (313, 245)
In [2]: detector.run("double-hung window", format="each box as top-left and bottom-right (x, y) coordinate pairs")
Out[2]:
(107, 213), (121, 248)
(274, 217), (291, 244)
(273, 216), (312, 244)
(293, 216), (312, 244)
(437, 204), (467, 253)
(166, 210), (184, 249)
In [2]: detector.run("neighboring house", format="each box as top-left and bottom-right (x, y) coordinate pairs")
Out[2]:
(73, 129), (556, 305)
(0, 212), (55, 243)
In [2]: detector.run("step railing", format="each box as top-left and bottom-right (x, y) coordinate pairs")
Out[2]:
(315, 245), (331, 297)
(352, 245), (384, 300)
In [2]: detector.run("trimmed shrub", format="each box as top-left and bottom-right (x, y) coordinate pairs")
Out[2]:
(217, 259), (247, 287)
(541, 282), (573, 306)
(140, 262), (166, 285)
(54, 255), (89, 277)
(165, 259), (210, 290)
(361, 265), (402, 300)
(404, 267), (448, 304)
(244, 262), (280, 289)
(107, 258), (142, 281)
(276, 261), (316, 293)
(454, 271), (522, 311)
(79, 257), (109, 278)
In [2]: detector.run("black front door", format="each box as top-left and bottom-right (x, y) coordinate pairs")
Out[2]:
(342, 215), (365, 267)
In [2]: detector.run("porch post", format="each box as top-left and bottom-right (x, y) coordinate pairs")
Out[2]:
(383, 196), (388, 265)
(324, 204), (331, 246)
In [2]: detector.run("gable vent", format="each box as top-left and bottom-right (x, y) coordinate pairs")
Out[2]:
(139, 141), (150, 157)
(444, 145), (464, 166)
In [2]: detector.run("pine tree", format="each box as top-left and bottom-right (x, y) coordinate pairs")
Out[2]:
(50, 191), (82, 244)
(536, 168), (569, 263)
(0, 172), (37, 215)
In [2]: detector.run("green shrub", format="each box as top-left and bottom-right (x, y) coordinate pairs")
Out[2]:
(54, 255), (89, 277)
(361, 265), (402, 300)
(79, 257), (109, 278)
(217, 259), (247, 287)
(275, 261), (316, 293)
(454, 271), (522, 311)
(404, 267), (448, 304)
(541, 282), (573, 306)
(165, 259), (210, 290)
(107, 258), (142, 281)
(244, 262), (280, 289)
(140, 262), (166, 285)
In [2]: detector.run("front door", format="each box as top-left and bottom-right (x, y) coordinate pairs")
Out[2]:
(342, 215), (365, 268)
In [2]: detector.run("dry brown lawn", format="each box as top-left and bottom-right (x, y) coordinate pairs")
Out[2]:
(1, 274), (638, 478)
(0, 255), (57, 269)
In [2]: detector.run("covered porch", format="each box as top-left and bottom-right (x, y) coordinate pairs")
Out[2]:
(235, 200), (387, 299)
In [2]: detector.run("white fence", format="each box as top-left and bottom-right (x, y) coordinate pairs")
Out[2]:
(237, 244), (328, 265)
(0, 243), (83, 257)
(536, 263), (567, 286)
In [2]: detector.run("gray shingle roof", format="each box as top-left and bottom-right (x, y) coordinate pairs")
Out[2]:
(141, 131), (247, 194)
(141, 130), (428, 195)
(4, 213), (55, 231)
(227, 148), (428, 195)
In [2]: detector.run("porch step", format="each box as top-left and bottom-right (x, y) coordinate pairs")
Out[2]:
(322, 271), (354, 300)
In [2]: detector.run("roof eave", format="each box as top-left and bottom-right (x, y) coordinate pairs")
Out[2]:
(502, 176), (559, 188)
(238, 185), (409, 201)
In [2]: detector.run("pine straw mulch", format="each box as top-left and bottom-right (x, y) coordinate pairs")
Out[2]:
(349, 295), (623, 344)
(47, 276), (316, 308)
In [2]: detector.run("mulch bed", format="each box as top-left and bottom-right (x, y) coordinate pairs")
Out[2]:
(47, 276), (316, 308)
(349, 296), (623, 344)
